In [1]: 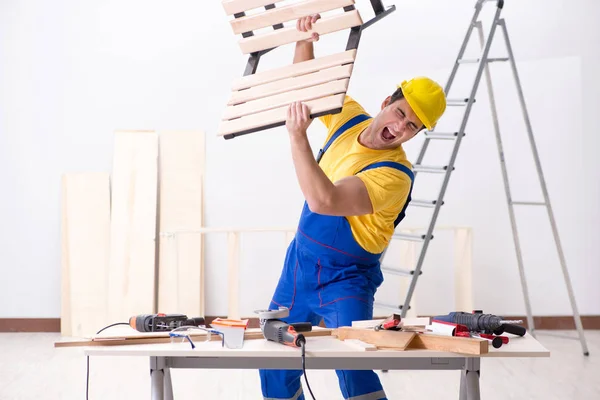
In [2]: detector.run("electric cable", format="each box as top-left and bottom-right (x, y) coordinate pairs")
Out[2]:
(300, 340), (316, 400)
(86, 322), (129, 400)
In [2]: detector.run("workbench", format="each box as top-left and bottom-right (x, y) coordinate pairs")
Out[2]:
(83, 332), (549, 400)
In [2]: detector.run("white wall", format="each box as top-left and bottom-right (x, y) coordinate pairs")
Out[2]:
(1, 0), (598, 319)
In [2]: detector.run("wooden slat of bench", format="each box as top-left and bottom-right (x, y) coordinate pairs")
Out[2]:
(217, 94), (345, 136)
(222, 0), (285, 16)
(229, 64), (353, 105)
(223, 78), (349, 120)
(230, 0), (355, 34)
(239, 10), (362, 54)
(232, 49), (356, 91)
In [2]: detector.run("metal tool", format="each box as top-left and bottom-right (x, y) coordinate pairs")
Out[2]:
(434, 311), (526, 336)
(374, 0), (589, 356)
(374, 314), (402, 331)
(129, 313), (205, 333)
(255, 307), (312, 347)
(255, 307), (317, 399)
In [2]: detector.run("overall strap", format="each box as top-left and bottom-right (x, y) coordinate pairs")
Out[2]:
(359, 161), (414, 181)
(358, 161), (415, 228)
(316, 114), (371, 164)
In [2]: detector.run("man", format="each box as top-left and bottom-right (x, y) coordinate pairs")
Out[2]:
(259, 14), (447, 400)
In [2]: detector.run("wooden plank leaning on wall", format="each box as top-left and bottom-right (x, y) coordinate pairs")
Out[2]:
(61, 173), (111, 337)
(107, 131), (159, 325)
(157, 131), (206, 318)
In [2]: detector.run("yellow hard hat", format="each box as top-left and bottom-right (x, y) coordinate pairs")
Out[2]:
(399, 77), (447, 130)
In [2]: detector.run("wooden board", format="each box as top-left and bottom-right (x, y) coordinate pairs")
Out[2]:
(223, 78), (349, 120)
(54, 327), (333, 348)
(107, 131), (159, 323)
(217, 93), (345, 137)
(408, 333), (488, 355)
(227, 232), (240, 319)
(157, 131), (205, 318)
(343, 339), (378, 351)
(60, 173), (111, 337)
(333, 327), (489, 355)
(230, 0), (355, 34)
(332, 327), (416, 350)
(60, 176), (71, 336)
(238, 10), (363, 54)
(229, 64), (353, 105)
(454, 228), (473, 311)
(222, 0), (285, 16)
(351, 318), (429, 329)
(231, 49), (356, 91)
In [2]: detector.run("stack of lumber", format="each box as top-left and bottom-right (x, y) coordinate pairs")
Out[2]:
(332, 327), (489, 355)
(61, 130), (206, 338)
(334, 317), (489, 354)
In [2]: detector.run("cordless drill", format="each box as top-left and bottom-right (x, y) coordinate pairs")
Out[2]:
(129, 313), (206, 332)
(434, 311), (526, 336)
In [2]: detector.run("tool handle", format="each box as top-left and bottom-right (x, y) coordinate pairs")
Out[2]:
(502, 323), (526, 337)
(290, 322), (312, 332)
(281, 326), (306, 347)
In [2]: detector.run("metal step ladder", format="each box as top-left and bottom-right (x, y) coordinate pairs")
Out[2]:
(375, 0), (589, 355)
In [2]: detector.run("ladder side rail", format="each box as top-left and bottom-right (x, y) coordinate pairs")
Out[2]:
(413, 1), (487, 177)
(498, 18), (589, 355)
(475, 20), (536, 335)
(399, 6), (504, 317)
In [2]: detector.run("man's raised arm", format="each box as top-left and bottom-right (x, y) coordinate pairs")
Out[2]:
(293, 14), (320, 64)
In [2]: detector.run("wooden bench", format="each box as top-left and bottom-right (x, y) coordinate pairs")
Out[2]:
(218, 0), (396, 139)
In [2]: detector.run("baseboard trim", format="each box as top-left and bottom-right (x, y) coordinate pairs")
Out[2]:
(501, 315), (600, 330)
(1, 315), (599, 333)
(0, 318), (61, 332)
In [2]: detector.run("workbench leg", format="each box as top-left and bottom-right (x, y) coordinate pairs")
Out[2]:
(463, 358), (481, 400)
(150, 357), (166, 400)
(164, 367), (174, 400)
(459, 369), (467, 400)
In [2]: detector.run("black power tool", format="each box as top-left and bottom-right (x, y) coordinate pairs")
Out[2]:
(129, 313), (205, 332)
(434, 310), (527, 336)
(255, 307), (317, 399)
(255, 307), (312, 347)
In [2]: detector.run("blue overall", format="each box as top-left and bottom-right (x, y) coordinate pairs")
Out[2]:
(259, 115), (414, 400)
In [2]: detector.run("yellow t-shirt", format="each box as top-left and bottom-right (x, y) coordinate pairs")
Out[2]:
(317, 95), (413, 254)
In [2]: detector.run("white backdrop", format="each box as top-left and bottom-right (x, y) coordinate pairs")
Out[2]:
(1, 0), (598, 318)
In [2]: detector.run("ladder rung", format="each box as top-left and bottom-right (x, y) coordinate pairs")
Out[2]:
(414, 164), (454, 173)
(487, 57), (509, 62)
(424, 131), (464, 140)
(374, 301), (410, 312)
(410, 199), (444, 208)
(380, 266), (422, 277)
(392, 233), (433, 242)
(458, 57), (509, 64)
(511, 201), (546, 206)
(447, 98), (475, 106)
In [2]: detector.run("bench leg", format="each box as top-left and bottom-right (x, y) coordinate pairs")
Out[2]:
(459, 369), (467, 400)
(164, 367), (174, 400)
(459, 358), (481, 400)
(150, 357), (166, 400)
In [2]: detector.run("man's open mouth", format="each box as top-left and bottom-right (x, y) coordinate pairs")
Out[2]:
(382, 127), (397, 141)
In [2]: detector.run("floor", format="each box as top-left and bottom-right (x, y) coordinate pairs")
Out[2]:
(0, 330), (598, 400)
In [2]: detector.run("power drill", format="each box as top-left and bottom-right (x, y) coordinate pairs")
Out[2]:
(129, 313), (206, 332)
(255, 307), (312, 347)
(433, 311), (526, 336)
